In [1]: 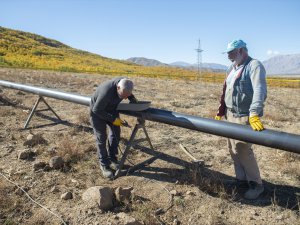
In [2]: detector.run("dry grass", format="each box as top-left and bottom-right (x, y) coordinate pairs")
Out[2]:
(23, 133), (48, 147)
(0, 179), (18, 225)
(56, 134), (86, 163)
(131, 200), (160, 225)
(75, 111), (90, 126)
(0, 107), (16, 116)
(23, 209), (58, 225)
(190, 165), (232, 200)
(0, 180), (14, 211)
(0, 68), (299, 225)
(278, 153), (300, 179)
(264, 111), (290, 122)
(281, 152), (300, 162)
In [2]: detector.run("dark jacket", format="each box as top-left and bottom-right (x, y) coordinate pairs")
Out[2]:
(90, 77), (135, 122)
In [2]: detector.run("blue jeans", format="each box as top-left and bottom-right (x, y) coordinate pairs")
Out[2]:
(90, 113), (120, 166)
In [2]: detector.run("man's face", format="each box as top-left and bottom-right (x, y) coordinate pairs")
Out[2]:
(117, 86), (132, 99)
(227, 48), (243, 65)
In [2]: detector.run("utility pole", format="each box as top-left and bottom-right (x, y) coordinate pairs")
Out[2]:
(195, 39), (203, 79)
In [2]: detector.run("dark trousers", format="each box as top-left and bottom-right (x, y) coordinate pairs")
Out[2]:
(90, 114), (120, 166)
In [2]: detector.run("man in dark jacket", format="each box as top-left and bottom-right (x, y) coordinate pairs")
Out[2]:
(90, 77), (137, 178)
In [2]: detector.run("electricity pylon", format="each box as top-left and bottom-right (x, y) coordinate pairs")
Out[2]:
(195, 39), (203, 79)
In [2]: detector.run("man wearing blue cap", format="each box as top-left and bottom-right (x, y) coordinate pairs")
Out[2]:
(215, 39), (267, 199)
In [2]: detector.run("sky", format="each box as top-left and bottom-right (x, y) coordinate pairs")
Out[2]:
(1, 0), (300, 66)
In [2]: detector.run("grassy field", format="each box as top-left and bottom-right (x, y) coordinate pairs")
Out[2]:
(1, 26), (300, 88)
(0, 68), (299, 225)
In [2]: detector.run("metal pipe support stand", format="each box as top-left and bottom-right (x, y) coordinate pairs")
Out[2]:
(24, 96), (62, 129)
(114, 117), (159, 178)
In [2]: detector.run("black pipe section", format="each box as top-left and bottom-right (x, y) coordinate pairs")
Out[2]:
(121, 109), (300, 154)
(1, 80), (299, 154)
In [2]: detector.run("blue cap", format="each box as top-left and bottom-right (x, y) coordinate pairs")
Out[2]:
(223, 39), (247, 53)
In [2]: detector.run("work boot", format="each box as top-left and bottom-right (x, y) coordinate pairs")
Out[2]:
(109, 158), (120, 171)
(100, 164), (113, 179)
(244, 181), (264, 200)
(236, 179), (249, 189)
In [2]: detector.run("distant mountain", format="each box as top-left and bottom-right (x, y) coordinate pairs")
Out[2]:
(169, 61), (192, 67)
(170, 61), (227, 71)
(200, 63), (228, 71)
(263, 54), (300, 75)
(126, 57), (168, 67)
(128, 57), (227, 72)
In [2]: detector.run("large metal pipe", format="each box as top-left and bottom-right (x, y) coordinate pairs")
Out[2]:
(0, 80), (90, 106)
(1, 80), (300, 154)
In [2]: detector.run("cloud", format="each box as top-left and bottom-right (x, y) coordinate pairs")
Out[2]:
(266, 50), (280, 56)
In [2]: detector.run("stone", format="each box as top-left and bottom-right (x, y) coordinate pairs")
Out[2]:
(49, 156), (64, 170)
(50, 186), (59, 193)
(116, 212), (142, 225)
(24, 133), (47, 147)
(173, 218), (180, 225)
(82, 186), (113, 210)
(170, 190), (179, 196)
(33, 161), (47, 171)
(43, 165), (51, 171)
(18, 149), (32, 160)
(26, 134), (34, 141)
(61, 192), (73, 200)
(115, 186), (133, 202)
(154, 208), (164, 215)
(186, 191), (195, 196)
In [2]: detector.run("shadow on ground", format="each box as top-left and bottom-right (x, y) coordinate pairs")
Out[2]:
(6, 99), (300, 212)
(128, 144), (300, 212)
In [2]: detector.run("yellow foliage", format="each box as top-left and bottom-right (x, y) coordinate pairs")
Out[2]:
(0, 26), (299, 88)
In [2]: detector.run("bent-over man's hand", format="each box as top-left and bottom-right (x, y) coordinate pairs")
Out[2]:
(112, 118), (123, 126)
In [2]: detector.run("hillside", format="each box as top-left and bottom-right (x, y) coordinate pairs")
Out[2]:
(1, 26), (299, 87)
(0, 27), (118, 71)
(263, 54), (300, 75)
(127, 57), (168, 67)
(0, 26), (207, 79)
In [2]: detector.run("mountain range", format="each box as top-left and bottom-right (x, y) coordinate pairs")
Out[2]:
(0, 26), (299, 76)
(262, 54), (300, 75)
(127, 55), (300, 75)
(127, 58), (228, 72)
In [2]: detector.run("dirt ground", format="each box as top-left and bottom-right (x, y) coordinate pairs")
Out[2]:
(0, 68), (299, 225)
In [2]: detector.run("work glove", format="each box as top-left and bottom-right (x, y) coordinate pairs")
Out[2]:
(112, 118), (123, 126)
(249, 115), (264, 131)
(215, 115), (222, 120)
